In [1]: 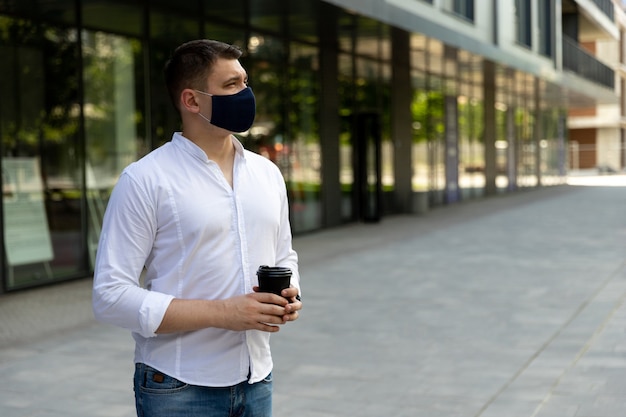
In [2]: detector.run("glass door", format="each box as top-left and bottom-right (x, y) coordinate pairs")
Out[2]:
(353, 112), (382, 223)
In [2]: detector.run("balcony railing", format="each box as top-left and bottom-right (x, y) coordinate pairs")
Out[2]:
(562, 36), (614, 89)
(590, 0), (614, 21)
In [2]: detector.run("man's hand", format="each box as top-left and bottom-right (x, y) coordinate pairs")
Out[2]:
(280, 286), (302, 323)
(155, 290), (301, 335)
(221, 292), (291, 332)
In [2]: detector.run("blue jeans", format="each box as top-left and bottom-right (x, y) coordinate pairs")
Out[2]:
(133, 363), (273, 417)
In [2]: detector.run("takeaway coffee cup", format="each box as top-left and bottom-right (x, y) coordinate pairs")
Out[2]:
(257, 265), (292, 297)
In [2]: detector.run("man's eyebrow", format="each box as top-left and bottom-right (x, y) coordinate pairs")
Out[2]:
(223, 74), (248, 84)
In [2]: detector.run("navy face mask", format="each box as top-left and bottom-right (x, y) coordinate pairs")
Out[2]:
(195, 87), (256, 133)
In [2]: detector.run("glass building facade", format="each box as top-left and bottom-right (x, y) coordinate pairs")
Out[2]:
(0, 0), (571, 291)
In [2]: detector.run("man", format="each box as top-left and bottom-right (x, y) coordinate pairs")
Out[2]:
(93, 39), (302, 417)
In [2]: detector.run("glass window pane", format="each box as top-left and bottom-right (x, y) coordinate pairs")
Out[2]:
(380, 25), (391, 61)
(426, 75), (446, 202)
(411, 34), (427, 74)
(241, 33), (286, 154)
(83, 32), (147, 171)
(250, 0), (284, 33)
(411, 51), (428, 193)
(338, 53), (354, 222)
(539, 106), (563, 185)
(355, 57), (378, 106)
(0, 0), (75, 23)
(495, 67), (515, 191)
(149, 40), (182, 149)
(516, 73), (536, 187)
(354, 57), (386, 220)
(427, 38), (444, 75)
(204, 23), (245, 49)
(150, 11), (200, 44)
(288, 0), (318, 43)
(338, 11), (354, 53)
(287, 41), (321, 232)
(1, 22), (84, 288)
(82, 32), (146, 267)
(355, 16), (379, 58)
(204, 0), (245, 25)
(380, 62), (394, 191)
(82, 0), (143, 36)
(0, 0), (36, 14)
(151, 0), (200, 15)
(41, 0), (76, 24)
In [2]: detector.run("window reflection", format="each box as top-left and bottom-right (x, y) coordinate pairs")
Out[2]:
(150, 12), (199, 44)
(204, 0), (246, 24)
(380, 62), (394, 192)
(287, 42), (321, 232)
(1, 22), (83, 288)
(82, 32), (145, 267)
(516, 73), (537, 187)
(82, 0), (143, 36)
(288, 0), (319, 43)
(496, 67), (516, 191)
(338, 53), (354, 222)
(411, 37), (428, 194)
(243, 35), (324, 232)
(458, 83), (485, 199)
(419, 73), (446, 204)
(249, 0), (284, 33)
(243, 33), (286, 161)
(539, 107), (566, 186)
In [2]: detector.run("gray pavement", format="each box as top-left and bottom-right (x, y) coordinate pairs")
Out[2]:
(1, 175), (625, 417)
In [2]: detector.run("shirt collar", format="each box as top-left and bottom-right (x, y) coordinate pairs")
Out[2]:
(172, 132), (246, 162)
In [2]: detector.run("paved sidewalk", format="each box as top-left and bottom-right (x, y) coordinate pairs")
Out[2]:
(1, 177), (625, 417)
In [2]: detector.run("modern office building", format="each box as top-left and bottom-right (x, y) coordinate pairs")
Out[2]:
(565, 0), (625, 172)
(0, 0), (620, 292)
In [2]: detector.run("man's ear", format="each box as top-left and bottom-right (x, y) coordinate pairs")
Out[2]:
(180, 89), (200, 113)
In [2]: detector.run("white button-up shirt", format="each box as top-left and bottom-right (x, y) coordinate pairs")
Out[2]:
(93, 132), (299, 386)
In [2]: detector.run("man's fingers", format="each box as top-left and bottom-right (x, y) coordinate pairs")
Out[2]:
(251, 291), (288, 306)
(255, 322), (281, 332)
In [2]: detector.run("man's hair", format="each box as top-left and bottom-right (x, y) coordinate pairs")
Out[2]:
(164, 39), (243, 110)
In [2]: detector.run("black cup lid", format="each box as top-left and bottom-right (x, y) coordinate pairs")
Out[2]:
(257, 265), (292, 276)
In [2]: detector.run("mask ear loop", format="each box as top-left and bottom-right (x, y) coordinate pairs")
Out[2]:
(194, 89), (212, 97)
(194, 90), (213, 124)
(197, 112), (212, 124)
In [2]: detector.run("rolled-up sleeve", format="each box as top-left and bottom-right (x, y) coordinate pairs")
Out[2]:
(92, 171), (173, 338)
